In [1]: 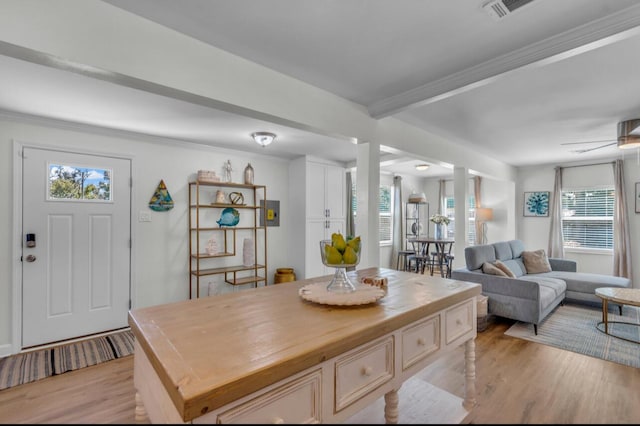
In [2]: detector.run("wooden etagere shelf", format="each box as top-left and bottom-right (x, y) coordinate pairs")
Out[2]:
(188, 180), (267, 298)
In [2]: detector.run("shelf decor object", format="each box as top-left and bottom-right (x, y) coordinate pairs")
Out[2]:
(319, 237), (360, 294)
(243, 163), (254, 184)
(216, 207), (240, 227)
(205, 235), (218, 255)
(197, 170), (220, 183)
(229, 191), (245, 205)
(242, 237), (255, 267)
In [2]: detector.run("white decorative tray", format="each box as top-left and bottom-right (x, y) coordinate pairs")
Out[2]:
(298, 282), (386, 306)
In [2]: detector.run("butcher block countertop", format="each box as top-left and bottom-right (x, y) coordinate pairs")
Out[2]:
(128, 266), (481, 422)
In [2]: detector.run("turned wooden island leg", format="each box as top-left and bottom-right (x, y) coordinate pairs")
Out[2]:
(135, 391), (149, 424)
(384, 388), (400, 424)
(463, 339), (477, 410)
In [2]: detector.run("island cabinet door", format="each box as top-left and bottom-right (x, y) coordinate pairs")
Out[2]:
(200, 369), (322, 424)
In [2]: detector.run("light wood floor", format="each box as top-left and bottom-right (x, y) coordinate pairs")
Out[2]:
(1, 316), (639, 424)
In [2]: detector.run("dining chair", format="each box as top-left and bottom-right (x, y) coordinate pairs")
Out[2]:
(430, 241), (454, 277)
(408, 240), (431, 274)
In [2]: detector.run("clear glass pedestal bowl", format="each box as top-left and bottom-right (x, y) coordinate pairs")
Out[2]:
(319, 240), (360, 294)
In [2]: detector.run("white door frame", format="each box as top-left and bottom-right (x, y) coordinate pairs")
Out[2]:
(11, 140), (137, 355)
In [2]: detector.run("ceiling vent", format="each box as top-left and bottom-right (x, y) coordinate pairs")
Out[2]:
(482, 0), (536, 20)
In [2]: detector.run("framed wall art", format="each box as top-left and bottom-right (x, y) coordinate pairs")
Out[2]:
(523, 191), (550, 217)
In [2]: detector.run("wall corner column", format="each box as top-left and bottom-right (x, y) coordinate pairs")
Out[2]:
(453, 166), (469, 264)
(356, 140), (380, 268)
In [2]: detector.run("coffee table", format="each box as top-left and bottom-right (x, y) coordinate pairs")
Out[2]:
(595, 287), (640, 344)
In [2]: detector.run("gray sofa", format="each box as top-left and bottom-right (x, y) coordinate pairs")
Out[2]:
(451, 239), (631, 334)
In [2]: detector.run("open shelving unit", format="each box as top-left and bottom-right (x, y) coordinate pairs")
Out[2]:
(188, 180), (267, 298)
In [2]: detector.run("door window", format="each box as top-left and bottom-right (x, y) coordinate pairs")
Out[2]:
(48, 163), (112, 201)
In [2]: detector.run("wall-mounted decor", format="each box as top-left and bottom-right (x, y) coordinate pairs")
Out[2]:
(149, 179), (174, 211)
(260, 200), (280, 227)
(636, 182), (640, 213)
(523, 191), (550, 217)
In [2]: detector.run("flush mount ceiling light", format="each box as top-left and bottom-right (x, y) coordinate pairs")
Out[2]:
(415, 164), (430, 171)
(252, 132), (276, 147)
(617, 119), (640, 149)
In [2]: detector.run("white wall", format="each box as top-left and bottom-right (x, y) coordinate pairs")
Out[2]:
(0, 117), (294, 351)
(517, 157), (640, 285)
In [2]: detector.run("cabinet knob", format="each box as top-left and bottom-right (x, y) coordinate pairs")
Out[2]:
(417, 337), (425, 346)
(456, 319), (463, 326)
(362, 366), (373, 376)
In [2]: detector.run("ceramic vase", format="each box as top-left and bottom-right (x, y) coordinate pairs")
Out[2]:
(243, 163), (254, 185)
(243, 238), (255, 267)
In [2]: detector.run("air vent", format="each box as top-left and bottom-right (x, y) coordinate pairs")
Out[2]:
(482, 0), (536, 20)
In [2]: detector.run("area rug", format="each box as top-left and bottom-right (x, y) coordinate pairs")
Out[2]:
(505, 303), (640, 368)
(0, 329), (135, 390)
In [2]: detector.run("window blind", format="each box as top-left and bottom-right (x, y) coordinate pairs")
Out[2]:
(561, 188), (614, 249)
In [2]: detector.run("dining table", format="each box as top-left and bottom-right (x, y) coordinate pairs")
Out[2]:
(407, 236), (455, 277)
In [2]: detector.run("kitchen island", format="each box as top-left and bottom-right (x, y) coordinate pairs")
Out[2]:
(129, 267), (481, 423)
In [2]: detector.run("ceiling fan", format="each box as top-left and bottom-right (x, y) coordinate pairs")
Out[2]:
(560, 139), (617, 154)
(561, 119), (640, 154)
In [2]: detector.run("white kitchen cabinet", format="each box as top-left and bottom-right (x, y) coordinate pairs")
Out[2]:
(289, 156), (347, 279)
(306, 161), (345, 220)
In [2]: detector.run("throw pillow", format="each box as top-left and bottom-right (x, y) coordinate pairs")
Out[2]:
(482, 262), (508, 277)
(522, 249), (552, 274)
(494, 260), (517, 278)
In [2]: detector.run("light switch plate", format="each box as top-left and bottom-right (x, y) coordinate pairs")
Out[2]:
(139, 211), (152, 222)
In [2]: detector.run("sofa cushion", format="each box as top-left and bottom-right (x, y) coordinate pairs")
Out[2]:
(493, 241), (513, 261)
(518, 275), (567, 299)
(508, 239), (526, 259)
(541, 271), (631, 294)
(482, 262), (508, 276)
(522, 249), (552, 274)
(465, 245), (496, 270)
(502, 259), (527, 277)
(494, 260), (517, 278)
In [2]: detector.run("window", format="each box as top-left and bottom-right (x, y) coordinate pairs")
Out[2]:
(561, 187), (614, 250)
(48, 163), (112, 201)
(444, 196), (476, 244)
(379, 185), (392, 244)
(350, 181), (393, 244)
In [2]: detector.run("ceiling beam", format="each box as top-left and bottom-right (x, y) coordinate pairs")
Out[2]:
(368, 3), (640, 119)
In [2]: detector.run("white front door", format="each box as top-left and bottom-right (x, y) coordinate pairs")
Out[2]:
(21, 147), (131, 348)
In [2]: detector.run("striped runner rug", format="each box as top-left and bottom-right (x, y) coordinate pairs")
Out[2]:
(0, 329), (135, 390)
(505, 303), (640, 368)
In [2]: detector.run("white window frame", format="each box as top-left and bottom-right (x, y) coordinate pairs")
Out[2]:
(350, 181), (393, 246)
(561, 185), (614, 253)
(379, 184), (393, 246)
(444, 195), (476, 244)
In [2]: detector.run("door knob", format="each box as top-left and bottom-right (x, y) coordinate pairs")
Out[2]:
(25, 255), (36, 262)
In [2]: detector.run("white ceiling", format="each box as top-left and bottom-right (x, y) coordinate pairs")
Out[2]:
(3, 0), (640, 177)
